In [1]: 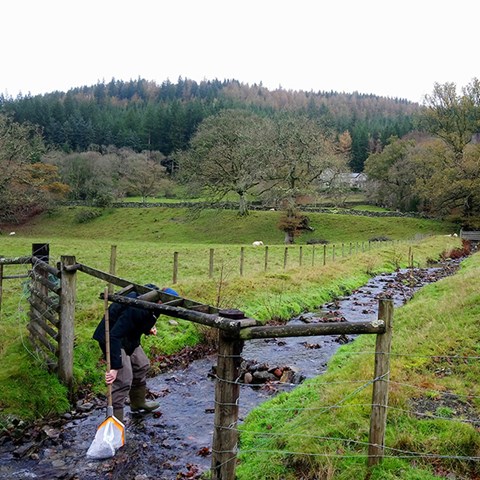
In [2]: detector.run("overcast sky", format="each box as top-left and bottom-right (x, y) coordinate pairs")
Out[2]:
(1, 0), (478, 104)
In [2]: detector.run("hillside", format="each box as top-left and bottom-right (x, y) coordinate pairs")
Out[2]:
(5, 206), (453, 245)
(0, 77), (419, 171)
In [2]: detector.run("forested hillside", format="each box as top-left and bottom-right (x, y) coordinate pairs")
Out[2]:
(0, 77), (418, 171)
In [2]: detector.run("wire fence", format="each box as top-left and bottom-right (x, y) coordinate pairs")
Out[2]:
(210, 349), (480, 478)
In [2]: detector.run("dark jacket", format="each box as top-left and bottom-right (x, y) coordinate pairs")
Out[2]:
(93, 291), (159, 370)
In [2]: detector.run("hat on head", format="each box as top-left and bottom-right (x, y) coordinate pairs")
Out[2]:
(162, 287), (179, 296)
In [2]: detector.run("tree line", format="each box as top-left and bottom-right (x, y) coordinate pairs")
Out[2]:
(364, 79), (480, 228)
(0, 77), (416, 171)
(1, 78), (479, 231)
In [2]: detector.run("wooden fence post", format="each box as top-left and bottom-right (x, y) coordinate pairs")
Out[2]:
(323, 244), (326, 266)
(59, 255), (76, 392)
(367, 298), (393, 468)
(211, 321), (244, 480)
(173, 252), (178, 284)
(264, 246), (269, 272)
(283, 247), (288, 270)
(109, 245), (117, 295)
(299, 246), (303, 267)
(240, 247), (245, 276)
(0, 263), (3, 317)
(209, 248), (214, 278)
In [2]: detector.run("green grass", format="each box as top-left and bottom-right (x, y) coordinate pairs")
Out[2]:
(237, 253), (480, 480)
(0, 207), (459, 427)
(9, 205), (454, 244)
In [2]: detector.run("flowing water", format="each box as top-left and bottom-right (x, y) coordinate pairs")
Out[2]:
(0, 262), (459, 480)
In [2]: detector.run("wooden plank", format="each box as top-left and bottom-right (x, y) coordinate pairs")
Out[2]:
(27, 322), (58, 355)
(30, 312), (58, 341)
(367, 299), (393, 468)
(73, 263), (149, 292)
(29, 271), (61, 295)
(239, 320), (386, 340)
(107, 294), (243, 332)
(2, 273), (29, 279)
(27, 298), (60, 328)
(0, 256), (32, 265)
(31, 256), (60, 277)
(28, 285), (61, 312)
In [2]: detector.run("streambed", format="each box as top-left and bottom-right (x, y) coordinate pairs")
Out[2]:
(0, 261), (460, 480)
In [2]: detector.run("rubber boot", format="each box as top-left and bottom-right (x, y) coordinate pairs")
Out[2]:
(129, 385), (159, 413)
(113, 408), (124, 423)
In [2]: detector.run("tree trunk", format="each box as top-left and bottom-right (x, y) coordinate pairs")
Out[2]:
(284, 230), (295, 244)
(238, 192), (249, 216)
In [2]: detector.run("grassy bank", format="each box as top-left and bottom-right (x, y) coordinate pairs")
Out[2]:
(0, 207), (459, 423)
(6, 206), (453, 244)
(237, 252), (480, 480)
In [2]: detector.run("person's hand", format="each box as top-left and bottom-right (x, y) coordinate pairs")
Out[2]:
(105, 369), (118, 384)
(149, 326), (157, 336)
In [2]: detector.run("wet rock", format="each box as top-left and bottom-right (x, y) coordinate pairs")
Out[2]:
(13, 442), (36, 457)
(244, 372), (253, 384)
(42, 426), (61, 440)
(252, 370), (276, 383)
(335, 334), (350, 344)
(77, 402), (94, 412)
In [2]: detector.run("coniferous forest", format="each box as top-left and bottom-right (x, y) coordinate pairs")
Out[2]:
(0, 77), (418, 172)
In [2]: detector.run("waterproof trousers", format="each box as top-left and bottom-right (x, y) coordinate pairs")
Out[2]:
(111, 346), (150, 410)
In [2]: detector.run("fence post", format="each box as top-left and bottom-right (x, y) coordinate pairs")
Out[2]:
(0, 263), (3, 317)
(323, 244), (326, 266)
(240, 247), (245, 276)
(367, 298), (393, 468)
(264, 246), (269, 272)
(299, 246), (303, 267)
(211, 316), (244, 480)
(59, 255), (76, 392)
(283, 247), (288, 270)
(109, 245), (117, 295)
(173, 252), (178, 284)
(209, 248), (215, 278)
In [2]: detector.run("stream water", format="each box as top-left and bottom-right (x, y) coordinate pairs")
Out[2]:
(0, 262), (460, 480)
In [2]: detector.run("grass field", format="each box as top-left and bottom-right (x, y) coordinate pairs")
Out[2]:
(1, 205), (476, 479)
(237, 252), (480, 480)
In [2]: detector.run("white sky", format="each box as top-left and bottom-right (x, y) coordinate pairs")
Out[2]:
(1, 0), (478, 104)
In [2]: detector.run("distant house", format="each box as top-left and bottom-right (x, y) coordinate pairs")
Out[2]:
(340, 172), (368, 188)
(319, 170), (368, 189)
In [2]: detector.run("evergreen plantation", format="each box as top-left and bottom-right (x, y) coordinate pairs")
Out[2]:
(0, 77), (418, 172)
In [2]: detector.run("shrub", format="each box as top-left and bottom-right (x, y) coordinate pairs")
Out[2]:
(369, 235), (392, 242)
(74, 209), (102, 224)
